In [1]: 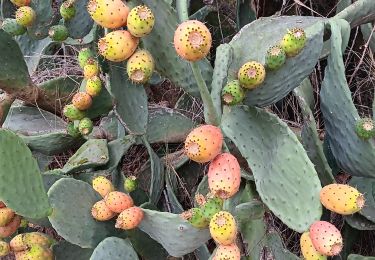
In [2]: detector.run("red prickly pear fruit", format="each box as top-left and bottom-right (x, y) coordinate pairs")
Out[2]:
(124, 176), (138, 193)
(300, 232), (327, 260)
(221, 80), (245, 105)
(238, 61), (266, 89)
(180, 208), (208, 229)
(87, 0), (129, 29)
(85, 76), (102, 97)
(320, 184), (364, 215)
(78, 117), (93, 135)
(184, 125), (223, 163)
(10, 232), (54, 252)
(60, 1), (76, 21)
(15, 6), (35, 27)
(213, 243), (241, 260)
(309, 221), (343, 256)
(0, 202), (5, 208)
(174, 20), (212, 61)
(63, 104), (86, 121)
(127, 5), (155, 37)
(92, 176), (115, 198)
(48, 24), (69, 42)
(208, 153), (241, 199)
(0, 208), (15, 227)
(0, 215), (21, 238)
(91, 200), (116, 221)
(265, 45), (286, 70)
(98, 30), (139, 62)
(202, 197), (223, 220)
(209, 211), (237, 246)
(83, 59), (100, 79)
(280, 27), (307, 57)
(72, 92), (92, 111)
(10, 0), (30, 7)
(14, 244), (53, 260)
(127, 49), (155, 84)
(104, 191), (134, 213)
(78, 48), (95, 69)
(0, 241), (10, 257)
(115, 206), (144, 230)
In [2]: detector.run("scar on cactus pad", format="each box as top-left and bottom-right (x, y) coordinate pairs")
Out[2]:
(209, 211), (237, 246)
(127, 5), (155, 37)
(174, 20), (212, 61)
(222, 80), (245, 105)
(280, 27), (307, 57)
(238, 61), (266, 89)
(355, 118), (375, 139)
(87, 0), (129, 29)
(127, 49), (155, 84)
(213, 244), (241, 260)
(15, 6), (36, 27)
(184, 125), (223, 163)
(265, 45), (286, 70)
(309, 221), (343, 256)
(300, 232), (327, 260)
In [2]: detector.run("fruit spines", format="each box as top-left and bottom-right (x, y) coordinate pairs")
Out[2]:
(309, 221), (343, 256)
(87, 0), (130, 29)
(115, 206), (144, 230)
(60, 1), (76, 20)
(213, 243), (241, 260)
(265, 45), (286, 70)
(1, 18), (26, 36)
(92, 176), (115, 198)
(280, 27), (307, 57)
(237, 61), (266, 89)
(91, 200), (116, 221)
(63, 104), (86, 121)
(85, 76), (102, 97)
(320, 184), (364, 215)
(209, 211), (237, 245)
(300, 232), (327, 260)
(127, 5), (155, 37)
(180, 208), (208, 229)
(104, 191), (134, 213)
(174, 20), (212, 61)
(355, 117), (375, 140)
(48, 25), (69, 42)
(15, 6), (36, 27)
(72, 92), (93, 111)
(127, 49), (155, 84)
(221, 80), (245, 105)
(78, 118), (94, 135)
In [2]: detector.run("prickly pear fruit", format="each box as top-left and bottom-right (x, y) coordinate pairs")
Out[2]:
(115, 206), (144, 230)
(238, 61), (266, 89)
(48, 25), (69, 42)
(124, 176), (138, 193)
(83, 59), (100, 79)
(195, 193), (206, 207)
(85, 76), (102, 97)
(300, 232), (327, 260)
(0, 215), (21, 238)
(72, 92), (92, 111)
(0, 241), (10, 257)
(14, 244), (53, 260)
(202, 197), (223, 220)
(320, 184), (364, 215)
(0, 202), (4, 208)
(221, 80), (245, 105)
(78, 48), (95, 69)
(2, 18), (26, 36)
(174, 20), (212, 61)
(180, 208), (208, 229)
(355, 118), (375, 140)
(63, 104), (86, 121)
(10, 232), (54, 252)
(280, 27), (307, 57)
(127, 5), (155, 37)
(209, 211), (237, 245)
(98, 30), (139, 62)
(92, 176), (115, 198)
(78, 118), (93, 135)
(66, 122), (81, 138)
(15, 6), (35, 27)
(213, 244), (241, 260)
(127, 49), (155, 84)
(104, 191), (134, 213)
(208, 153), (241, 199)
(0, 208), (15, 227)
(87, 0), (129, 29)
(10, 0), (30, 7)
(309, 221), (343, 256)
(60, 1), (76, 20)
(184, 125), (223, 163)
(91, 200), (116, 221)
(265, 45), (286, 70)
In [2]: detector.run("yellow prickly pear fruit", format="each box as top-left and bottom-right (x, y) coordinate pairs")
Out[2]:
(85, 76), (102, 97)
(10, 0), (30, 7)
(209, 211), (237, 245)
(15, 6), (35, 27)
(320, 184), (364, 215)
(91, 200), (116, 221)
(92, 176), (115, 198)
(300, 232), (327, 260)
(127, 5), (155, 37)
(174, 20), (212, 61)
(0, 241), (10, 257)
(87, 0), (129, 29)
(104, 191), (134, 213)
(10, 232), (54, 252)
(14, 244), (53, 260)
(184, 125), (223, 163)
(237, 61), (266, 89)
(280, 27), (307, 57)
(83, 59), (99, 79)
(98, 30), (139, 62)
(0, 215), (21, 238)
(127, 49), (155, 84)
(213, 243), (241, 260)
(0, 208), (15, 227)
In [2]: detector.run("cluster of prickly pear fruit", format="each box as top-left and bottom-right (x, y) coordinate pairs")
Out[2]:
(0, 202), (21, 239)
(10, 232), (55, 260)
(91, 176), (144, 230)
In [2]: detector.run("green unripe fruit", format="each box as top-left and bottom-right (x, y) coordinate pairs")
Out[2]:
(127, 49), (154, 84)
(124, 176), (138, 193)
(78, 48), (95, 69)
(355, 118), (375, 140)
(202, 197), (223, 221)
(85, 76), (102, 97)
(0, 241), (10, 257)
(2, 18), (26, 36)
(221, 80), (245, 105)
(60, 1), (76, 21)
(181, 208), (208, 229)
(48, 25), (69, 42)
(15, 6), (36, 27)
(66, 122), (81, 138)
(265, 45), (286, 70)
(63, 104), (86, 121)
(78, 118), (93, 135)
(238, 61), (266, 89)
(280, 27), (307, 57)
(127, 5), (155, 37)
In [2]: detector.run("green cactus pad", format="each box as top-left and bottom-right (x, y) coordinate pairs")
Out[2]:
(53, 241), (93, 260)
(2, 18), (26, 36)
(221, 106), (322, 232)
(348, 177), (375, 222)
(227, 16), (324, 107)
(27, 0), (57, 39)
(0, 129), (51, 219)
(348, 255), (375, 260)
(345, 213), (375, 231)
(65, 0), (94, 39)
(90, 237), (139, 260)
(320, 19), (375, 178)
(126, 229), (169, 259)
(235, 201), (264, 221)
(62, 139), (109, 174)
(138, 208), (211, 257)
(48, 178), (115, 248)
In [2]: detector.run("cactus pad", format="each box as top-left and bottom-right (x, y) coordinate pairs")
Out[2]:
(90, 237), (138, 260)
